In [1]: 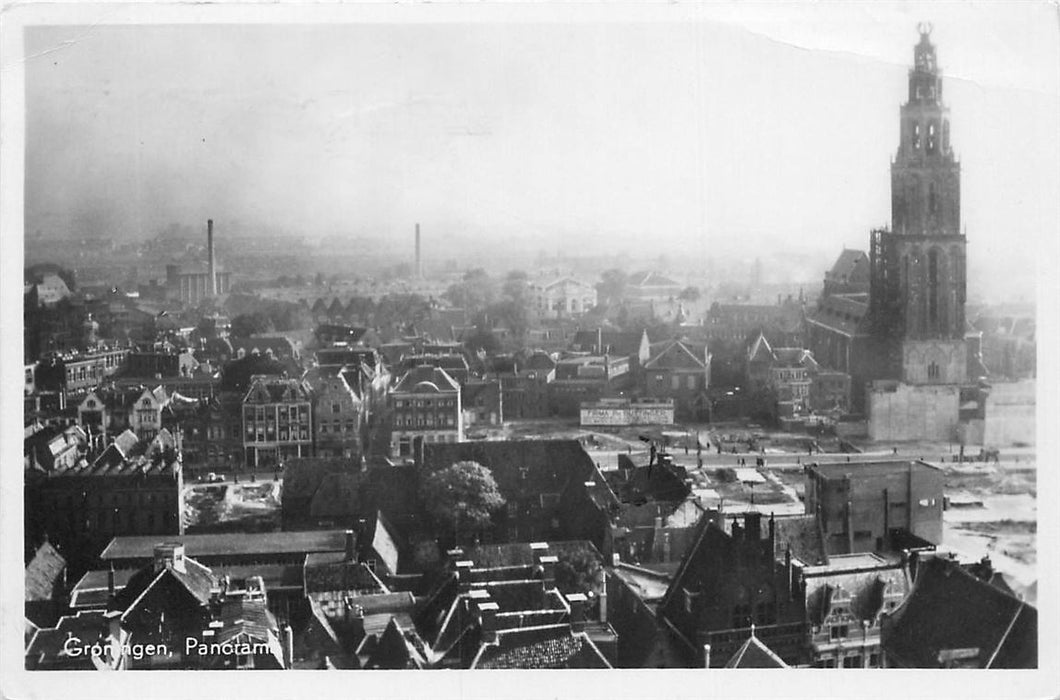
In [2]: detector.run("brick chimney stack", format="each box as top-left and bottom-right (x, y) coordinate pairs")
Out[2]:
(207, 219), (216, 296)
(415, 223), (422, 278)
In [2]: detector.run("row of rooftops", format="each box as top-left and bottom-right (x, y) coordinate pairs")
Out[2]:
(28, 427), (181, 479)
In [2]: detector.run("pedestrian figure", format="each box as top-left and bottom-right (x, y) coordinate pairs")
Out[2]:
(893, 446), (898, 455)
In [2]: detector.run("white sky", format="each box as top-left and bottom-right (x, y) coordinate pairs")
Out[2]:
(19, 2), (1060, 299)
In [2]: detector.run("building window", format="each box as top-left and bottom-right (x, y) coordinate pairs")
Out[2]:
(843, 655), (862, 668)
(830, 625), (848, 640)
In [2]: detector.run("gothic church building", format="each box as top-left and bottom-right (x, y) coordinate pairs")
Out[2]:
(808, 26), (986, 441)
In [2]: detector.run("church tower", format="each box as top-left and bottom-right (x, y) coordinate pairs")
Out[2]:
(873, 25), (968, 385)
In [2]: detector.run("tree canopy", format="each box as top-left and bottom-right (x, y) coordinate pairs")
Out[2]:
(421, 461), (506, 543)
(678, 286), (702, 302)
(444, 269), (498, 313)
(596, 269), (628, 306)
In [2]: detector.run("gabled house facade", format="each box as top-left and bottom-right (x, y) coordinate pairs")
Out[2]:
(530, 277), (598, 320)
(389, 366), (463, 458)
(642, 340), (712, 421)
(242, 375), (314, 468)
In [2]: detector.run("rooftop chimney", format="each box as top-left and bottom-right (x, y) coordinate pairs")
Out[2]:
(598, 570), (608, 624)
(477, 599), (499, 641)
(745, 512), (762, 541)
(344, 530), (357, 562)
(566, 593), (588, 631)
(415, 223), (422, 278)
(207, 219), (216, 297)
(282, 623), (294, 669)
(153, 542), (186, 574)
(537, 555), (558, 588)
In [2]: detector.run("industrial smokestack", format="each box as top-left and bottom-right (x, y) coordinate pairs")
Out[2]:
(207, 219), (216, 296)
(415, 223), (422, 278)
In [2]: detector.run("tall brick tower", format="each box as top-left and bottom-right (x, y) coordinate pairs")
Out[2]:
(870, 24), (967, 386)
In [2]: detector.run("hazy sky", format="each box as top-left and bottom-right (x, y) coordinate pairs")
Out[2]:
(22, 3), (1059, 298)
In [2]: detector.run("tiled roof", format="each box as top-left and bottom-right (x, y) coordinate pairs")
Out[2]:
(827, 249), (869, 282)
(309, 472), (361, 520)
(523, 352), (557, 371)
(747, 333), (774, 363)
(364, 618), (426, 669)
(244, 376), (312, 404)
(111, 556), (215, 616)
(644, 340), (707, 370)
(723, 633), (789, 668)
(25, 541), (66, 602)
(461, 541), (603, 570)
(804, 562), (908, 626)
(471, 624), (612, 669)
(882, 555), (1037, 668)
(215, 595), (280, 646)
(628, 271), (681, 289)
(112, 429), (140, 456)
(25, 611), (111, 670)
(805, 295), (870, 337)
(229, 336), (298, 359)
(571, 330), (646, 357)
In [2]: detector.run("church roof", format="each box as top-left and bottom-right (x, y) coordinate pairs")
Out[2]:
(724, 632), (789, 668)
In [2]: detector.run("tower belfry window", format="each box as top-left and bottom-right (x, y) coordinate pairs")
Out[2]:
(927, 122), (937, 153)
(912, 123), (921, 150)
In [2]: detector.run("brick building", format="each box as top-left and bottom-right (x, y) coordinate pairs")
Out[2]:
(641, 340), (711, 421)
(388, 366), (463, 458)
(803, 460), (944, 556)
(24, 430), (184, 569)
(242, 375), (314, 468)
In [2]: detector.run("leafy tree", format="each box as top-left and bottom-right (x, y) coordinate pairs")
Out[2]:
(596, 269), (628, 306)
(464, 325), (501, 355)
(230, 312), (274, 338)
(502, 270), (530, 303)
(678, 286), (702, 302)
(555, 548), (603, 595)
(444, 269), (497, 313)
(421, 461), (506, 545)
